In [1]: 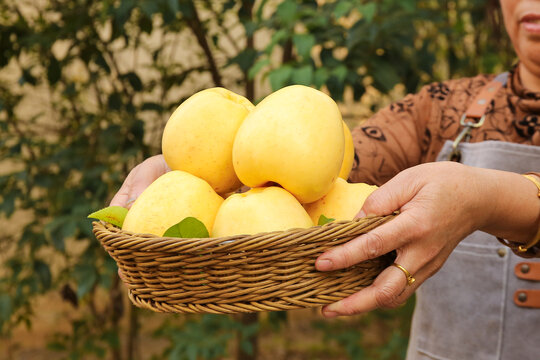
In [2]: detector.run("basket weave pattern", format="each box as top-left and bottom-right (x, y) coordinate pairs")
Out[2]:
(93, 214), (396, 314)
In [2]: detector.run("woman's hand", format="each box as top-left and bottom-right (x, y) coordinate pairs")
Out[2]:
(315, 161), (539, 317)
(110, 155), (170, 208)
(111, 154), (169, 281)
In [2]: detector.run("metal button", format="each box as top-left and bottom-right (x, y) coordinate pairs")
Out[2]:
(521, 264), (530, 274)
(497, 248), (507, 257)
(517, 292), (528, 303)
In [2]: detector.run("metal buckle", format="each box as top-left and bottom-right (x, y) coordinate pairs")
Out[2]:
(449, 114), (486, 162)
(460, 113), (486, 128)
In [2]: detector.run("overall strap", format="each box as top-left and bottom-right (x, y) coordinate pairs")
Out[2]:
(449, 72), (509, 162)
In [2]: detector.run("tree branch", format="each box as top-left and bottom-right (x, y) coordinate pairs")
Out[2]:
(241, 0), (255, 101)
(185, 2), (223, 87)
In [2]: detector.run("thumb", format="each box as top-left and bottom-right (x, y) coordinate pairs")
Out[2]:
(109, 155), (170, 208)
(357, 171), (419, 218)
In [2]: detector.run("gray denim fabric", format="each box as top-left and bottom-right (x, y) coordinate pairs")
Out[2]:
(406, 140), (540, 360)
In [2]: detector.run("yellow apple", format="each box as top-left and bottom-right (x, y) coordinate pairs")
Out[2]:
(232, 85), (344, 204)
(122, 170), (223, 236)
(338, 121), (355, 180)
(212, 187), (313, 237)
(304, 178), (378, 224)
(162, 88), (254, 195)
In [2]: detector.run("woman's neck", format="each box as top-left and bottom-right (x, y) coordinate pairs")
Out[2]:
(519, 62), (540, 93)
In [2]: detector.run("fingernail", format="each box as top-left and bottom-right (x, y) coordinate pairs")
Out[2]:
(316, 259), (334, 271)
(323, 310), (339, 318)
(357, 210), (366, 218)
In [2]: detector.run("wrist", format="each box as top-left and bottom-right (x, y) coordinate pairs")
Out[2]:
(480, 169), (540, 244)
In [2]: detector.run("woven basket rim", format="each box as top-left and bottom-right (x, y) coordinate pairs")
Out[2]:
(92, 213), (397, 253)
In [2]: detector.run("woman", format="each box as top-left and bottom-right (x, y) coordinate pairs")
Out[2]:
(111, 1), (540, 358)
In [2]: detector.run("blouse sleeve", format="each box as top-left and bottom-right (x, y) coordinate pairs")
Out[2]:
(348, 84), (434, 186)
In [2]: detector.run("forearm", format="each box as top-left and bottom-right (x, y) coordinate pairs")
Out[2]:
(478, 168), (540, 245)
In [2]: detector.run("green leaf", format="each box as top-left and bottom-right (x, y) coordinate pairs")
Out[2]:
(248, 58), (270, 80)
(88, 206), (128, 228)
(332, 65), (348, 83)
(243, 21), (257, 37)
(265, 29), (288, 54)
(276, 0), (297, 25)
(292, 34), (315, 59)
(228, 48), (258, 72)
(139, 2), (159, 19)
(0, 294), (12, 323)
(291, 65), (313, 86)
(268, 65), (292, 91)
(166, 0), (180, 14)
(371, 60), (401, 93)
(61, 219), (78, 239)
(47, 341), (67, 352)
(333, 1), (353, 19)
(34, 260), (52, 290)
(313, 67), (329, 88)
(0, 192), (16, 217)
(399, 0), (416, 12)
(357, 3), (376, 23)
(163, 217), (209, 238)
(318, 215), (335, 226)
(101, 329), (120, 348)
(74, 263), (97, 298)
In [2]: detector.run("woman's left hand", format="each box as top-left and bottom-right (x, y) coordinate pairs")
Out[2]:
(315, 161), (537, 317)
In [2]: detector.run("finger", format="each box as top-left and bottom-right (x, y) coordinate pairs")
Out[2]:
(118, 268), (127, 283)
(316, 210), (423, 271)
(109, 165), (139, 208)
(321, 249), (426, 317)
(321, 263), (410, 317)
(356, 171), (419, 218)
(321, 235), (451, 317)
(109, 155), (169, 208)
(390, 259), (440, 307)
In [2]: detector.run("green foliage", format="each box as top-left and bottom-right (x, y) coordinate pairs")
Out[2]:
(0, 0), (513, 358)
(153, 314), (258, 360)
(163, 217), (210, 238)
(47, 317), (121, 360)
(314, 298), (415, 359)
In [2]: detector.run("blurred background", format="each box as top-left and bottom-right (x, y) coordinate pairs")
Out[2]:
(0, 0), (514, 359)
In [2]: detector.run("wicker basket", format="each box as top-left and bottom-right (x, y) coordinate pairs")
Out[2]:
(92, 214), (396, 314)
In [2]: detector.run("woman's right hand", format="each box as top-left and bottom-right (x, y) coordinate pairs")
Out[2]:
(110, 154), (170, 209)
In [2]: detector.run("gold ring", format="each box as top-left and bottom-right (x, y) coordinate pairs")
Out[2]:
(392, 263), (416, 286)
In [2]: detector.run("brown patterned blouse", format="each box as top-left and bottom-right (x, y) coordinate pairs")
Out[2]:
(349, 65), (540, 186)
